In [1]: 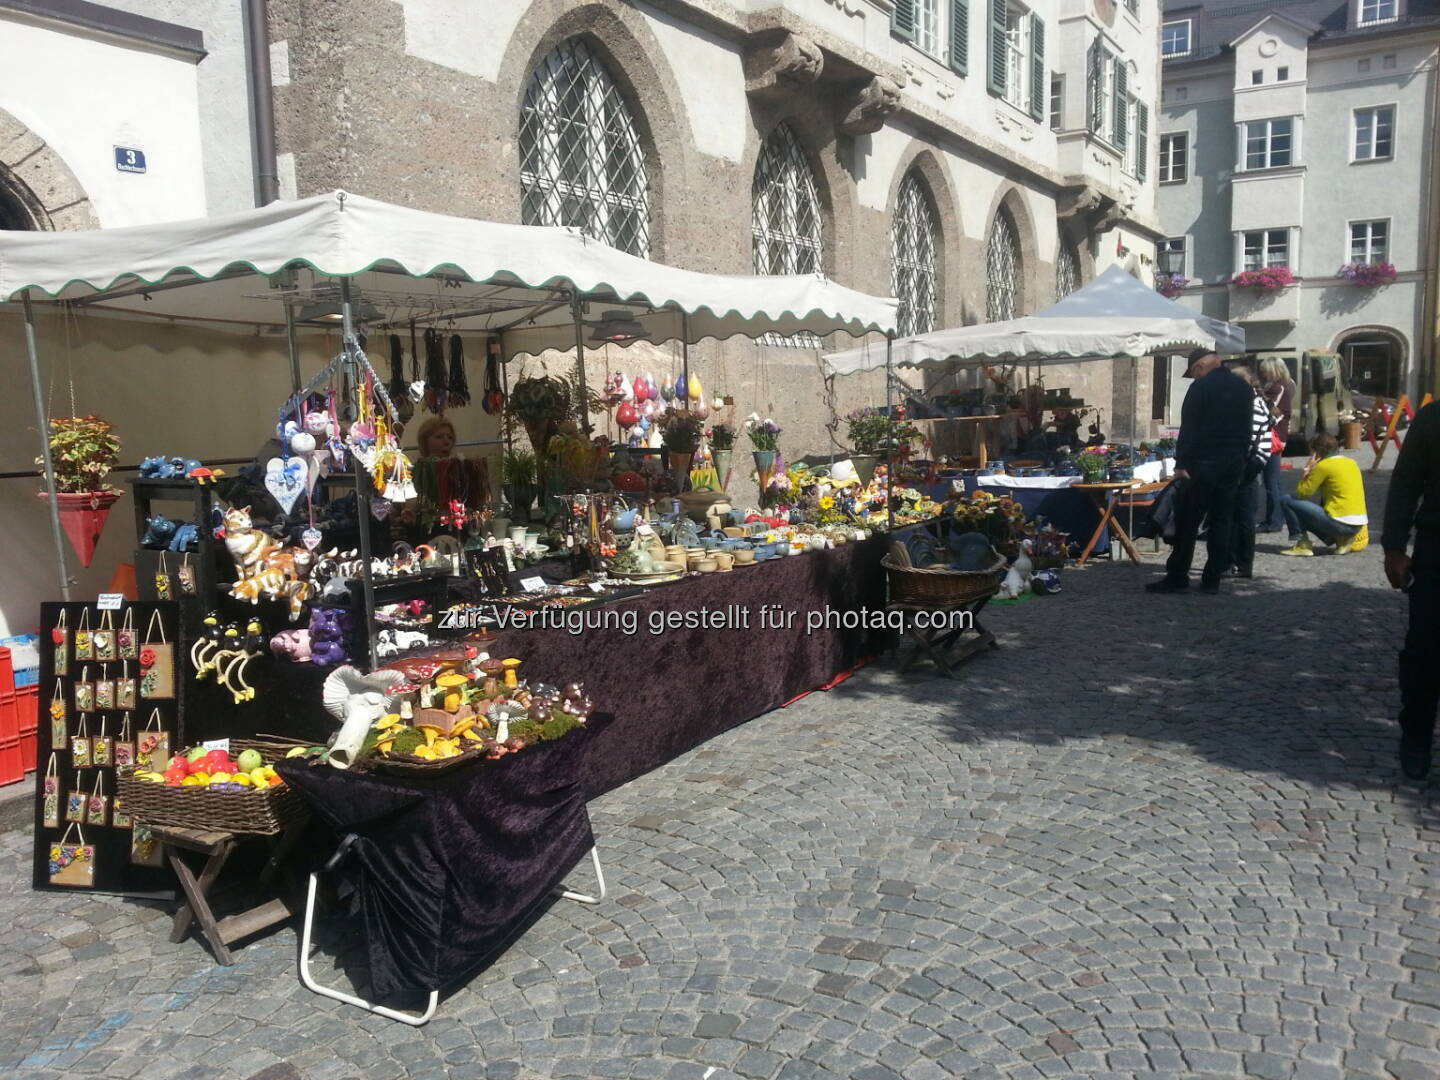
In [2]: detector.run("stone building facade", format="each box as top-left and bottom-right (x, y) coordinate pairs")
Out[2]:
(266, 0), (1166, 466)
(1158, 0), (1440, 411)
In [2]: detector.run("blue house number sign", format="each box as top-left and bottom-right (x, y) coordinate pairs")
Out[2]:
(114, 146), (146, 174)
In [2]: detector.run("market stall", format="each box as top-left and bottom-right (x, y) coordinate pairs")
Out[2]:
(5, 191), (902, 1019)
(822, 267), (1245, 556)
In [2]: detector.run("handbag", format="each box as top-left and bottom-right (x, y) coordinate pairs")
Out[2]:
(49, 679), (67, 747)
(117, 608), (138, 660)
(53, 609), (69, 676)
(94, 610), (116, 662)
(135, 708), (170, 770)
(49, 823), (96, 887)
(139, 610), (175, 700)
(42, 754), (60, 829)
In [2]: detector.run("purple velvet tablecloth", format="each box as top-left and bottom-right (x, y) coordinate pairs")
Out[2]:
(506, 536), (889, 798)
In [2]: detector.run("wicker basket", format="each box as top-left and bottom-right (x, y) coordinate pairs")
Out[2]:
(882, 554), (1006, 605)
(354, 745), (489, 776)
(116, 739), (311, 835)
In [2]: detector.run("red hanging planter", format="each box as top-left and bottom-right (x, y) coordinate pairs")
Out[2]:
(40, 491), (121, 568)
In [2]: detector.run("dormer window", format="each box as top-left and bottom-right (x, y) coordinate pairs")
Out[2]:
(1358, 0), (1399, 26)
(1162, 20), (1191, 57)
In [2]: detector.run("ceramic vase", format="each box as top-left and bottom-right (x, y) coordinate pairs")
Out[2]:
(669, 450), (693, 490)
(850, 454), (878, 486)
(712, 449), (733, 490)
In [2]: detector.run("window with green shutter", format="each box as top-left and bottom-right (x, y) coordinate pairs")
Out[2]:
(1087, 39), (1104, 132)
(1113, 60), (1128, 149)
(988, 0), (1008, 97)
(1135, 102), (1149, 179)
(893, 0), (917, 42)
(1029, 14), (1045, 121)
(950, 0), (969, 74)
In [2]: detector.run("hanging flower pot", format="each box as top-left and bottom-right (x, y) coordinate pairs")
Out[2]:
(41, 491), (121, 568)
(668, 450), (693, 489)
(850, 454), (878, 486)
(711, 449), (732, 490)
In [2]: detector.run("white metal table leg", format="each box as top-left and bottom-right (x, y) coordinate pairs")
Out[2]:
(558, 846), (606, 905)
(298, 872), (438, 1026)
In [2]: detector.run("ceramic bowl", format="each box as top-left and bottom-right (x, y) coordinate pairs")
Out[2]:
(699, 536), (718, 549)
(722, 526), (745, 538)
(694, 558), (717, 573)
(713, 552), (734, 571)
(733, 548), (755, 564)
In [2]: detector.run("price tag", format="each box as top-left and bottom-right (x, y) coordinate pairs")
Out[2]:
(588, 582), (607, 594)
(97, 593), (124, 611)
(201, 738), (230, 752)
(519, 575), (547, 592)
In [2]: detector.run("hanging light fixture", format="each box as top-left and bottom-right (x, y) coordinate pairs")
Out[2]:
(587, 309), (647, 344)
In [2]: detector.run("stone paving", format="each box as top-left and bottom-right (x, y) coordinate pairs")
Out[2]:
(1, 464), (1437, 1080)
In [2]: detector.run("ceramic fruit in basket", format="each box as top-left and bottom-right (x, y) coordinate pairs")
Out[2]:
(137, 745), (286, 788)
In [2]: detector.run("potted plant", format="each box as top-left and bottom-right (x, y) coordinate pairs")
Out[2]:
(37, 415), (122, 567)
(1155, 272), (1190, 299)
(1231, 266), (1295, 291)
(1337, 261), (1397, 288)
(745, 414), (783, 494)
(658, 410), (704, 487)
(708, 422), (735, 490)
(507, 375), (571, 491)
(846, 408), (922, 485)
(503, 449), (537, 523)
(1075, 450), (1108, 484)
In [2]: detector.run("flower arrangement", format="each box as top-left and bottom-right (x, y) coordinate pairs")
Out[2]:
(745, 414), (782, 452)
(1231, 266), (1295, 291)
(1155, 272), (1190, 299)
(1075, 450), (1108, 482)
(1337, 261), (1397, 287)
(708, 422), (735, 451)
(845, 408), (922, 456)
(948, 490), (1029, 547)
(39, 415), (121, 494)
(658, 410), (704, 454)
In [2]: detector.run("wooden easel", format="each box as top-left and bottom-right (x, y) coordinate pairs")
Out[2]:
(1369, 394), (1434, 471)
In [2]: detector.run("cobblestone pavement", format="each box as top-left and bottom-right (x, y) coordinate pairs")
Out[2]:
(1, 466), (1437, 1080)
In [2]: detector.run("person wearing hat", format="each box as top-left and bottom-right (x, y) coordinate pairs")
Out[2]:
(1146, 348), (1255, 594)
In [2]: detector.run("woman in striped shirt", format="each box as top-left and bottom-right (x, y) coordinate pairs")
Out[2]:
(1229, 366), (1275, 578)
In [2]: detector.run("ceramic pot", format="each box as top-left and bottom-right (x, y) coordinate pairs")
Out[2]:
(733, 548), (755, 564)
(509, 525), (529, 545)
(713, 552), (734, 571)
(668, 450), (693, 489)
(850, 454), (878, 486)
(712, 449), (733, 489)
(489, 517), (510, 539)
(694, 558), (717, 573)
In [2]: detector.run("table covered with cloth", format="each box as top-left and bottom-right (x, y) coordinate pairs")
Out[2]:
(275, 718), (601, 998)
(491, 533), (889, 798)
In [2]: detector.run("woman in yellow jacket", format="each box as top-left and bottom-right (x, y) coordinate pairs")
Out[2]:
(1280, 432), (1368, 555)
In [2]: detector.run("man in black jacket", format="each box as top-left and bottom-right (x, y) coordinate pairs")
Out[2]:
(1383, 400), (1440, 780)
(1147, 349), (1254, 595)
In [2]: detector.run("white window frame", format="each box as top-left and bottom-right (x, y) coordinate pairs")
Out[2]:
(1238, 228), (1293, 273)
(1159, 132), (1189, 184)
(1158, 236), (1188, 277)
(1003, 2), (1032, 113)
(1162, 20), (1191, 58)
(1352, 104), (1396, 162)
(1239, 116), (1296, 171)
(1050, 74), (1064, 130)
(1358, 0), (1400, 27)
(1348, 218), (1390, 264)
(916, 0), (944, 60)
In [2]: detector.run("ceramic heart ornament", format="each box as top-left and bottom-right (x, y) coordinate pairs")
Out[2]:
(264, 457), (307, 515)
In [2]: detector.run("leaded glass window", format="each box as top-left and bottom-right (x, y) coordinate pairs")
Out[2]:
(986, 210), (1021, 321)
(1055, 239), (1081, 299)
(892, 172), (938, 337)
(752, 124), (823, 276)
(519, 38), (650, 257)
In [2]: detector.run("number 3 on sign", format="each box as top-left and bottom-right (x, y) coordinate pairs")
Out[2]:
(113, 146), (147, 174)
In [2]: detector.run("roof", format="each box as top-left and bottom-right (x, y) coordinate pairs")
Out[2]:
(1162, 0), (1440, 66)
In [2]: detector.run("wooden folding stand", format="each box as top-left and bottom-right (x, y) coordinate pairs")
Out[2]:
(1073, 481), (1142, 567)
(887, 598), (997, 678)
(155, 824), (305, 966)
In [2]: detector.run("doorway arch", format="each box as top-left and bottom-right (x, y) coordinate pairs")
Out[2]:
(1333, 326), (1406, 399)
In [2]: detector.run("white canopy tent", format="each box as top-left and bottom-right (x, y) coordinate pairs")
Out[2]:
(821, 266), (1244, 376)
(1, 190), (898, 599)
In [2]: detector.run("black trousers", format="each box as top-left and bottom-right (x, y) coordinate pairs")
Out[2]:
(1165, 458), (1244, 587)
(1230, 472), (1262, 573)
(1400, 563), (1440, 746)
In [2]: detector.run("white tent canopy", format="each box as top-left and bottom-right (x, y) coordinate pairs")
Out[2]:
(0, 190), (897, 350)
(822, 266), (1242, 376)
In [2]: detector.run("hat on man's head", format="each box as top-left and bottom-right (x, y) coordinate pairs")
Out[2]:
(1182, 346), (1217, 378)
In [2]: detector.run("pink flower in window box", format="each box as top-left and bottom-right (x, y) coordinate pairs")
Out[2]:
(1230, 266), (1295, 291)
